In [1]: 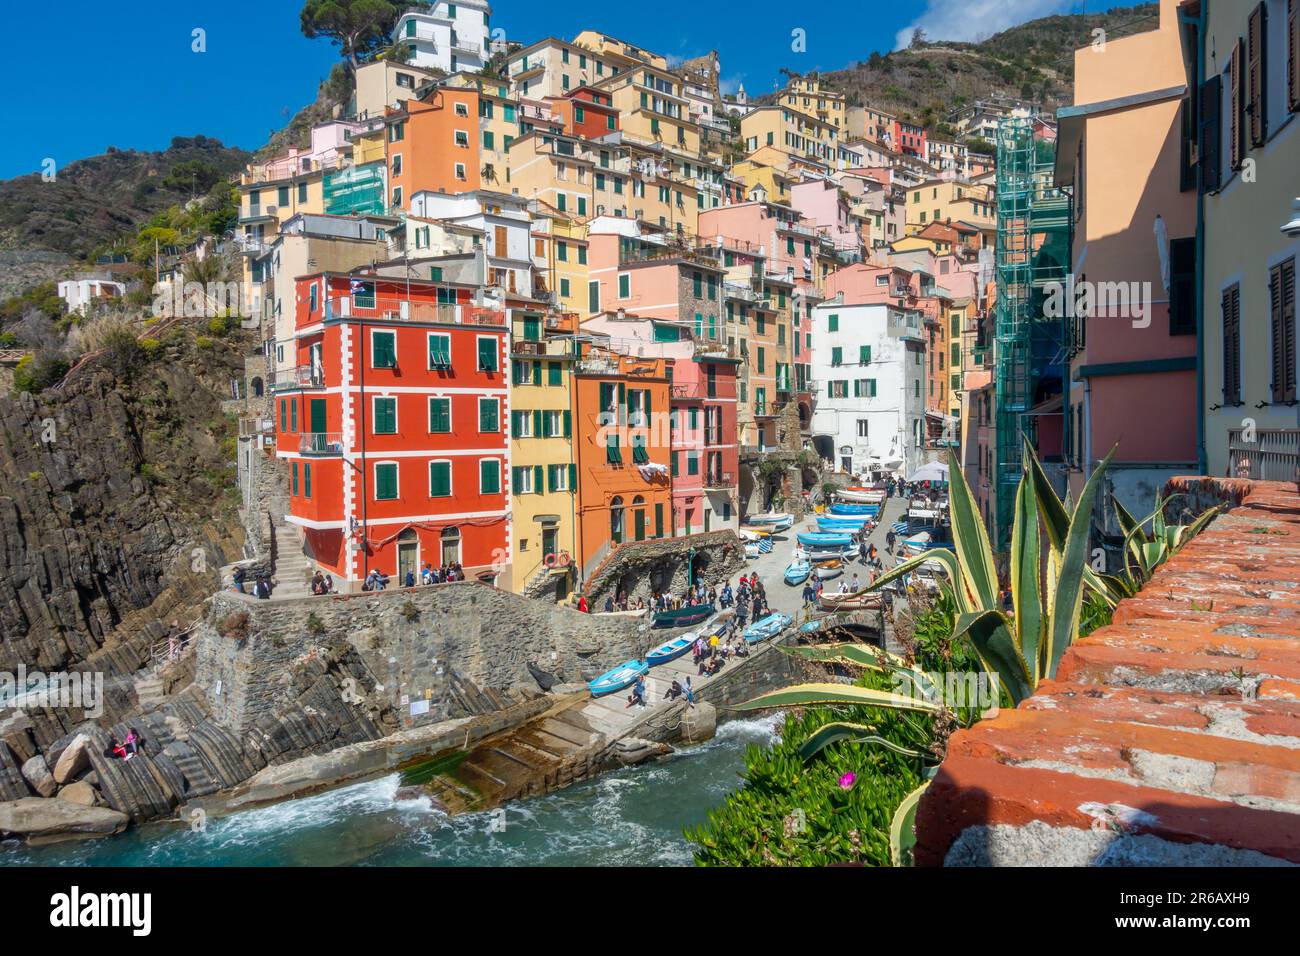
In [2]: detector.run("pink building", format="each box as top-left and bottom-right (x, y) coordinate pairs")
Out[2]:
(790, 179), (863, 261)
(582, 310), (740, 533)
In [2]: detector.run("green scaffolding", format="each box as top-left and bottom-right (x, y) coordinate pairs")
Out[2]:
(992, 118), (1072, 550)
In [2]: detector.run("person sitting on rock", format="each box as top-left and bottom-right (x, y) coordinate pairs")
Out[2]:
(664, 679), (683, 701)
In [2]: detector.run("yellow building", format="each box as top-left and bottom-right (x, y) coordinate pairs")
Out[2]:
(740, 106), (839, 170)
(353, 59), (442, 120)
(730, 153), (797, 204)
(508, 309), (579, 598)
(905, 179), (995, 231)
(782, 76), (846, 133)
(529, 210), (591, 314)
(596, 67), (701, 157)
(444, 71), (522, 189)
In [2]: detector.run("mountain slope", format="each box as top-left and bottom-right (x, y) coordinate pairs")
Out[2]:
(765, 3), (1159, 130)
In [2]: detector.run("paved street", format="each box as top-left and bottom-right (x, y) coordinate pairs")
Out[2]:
(736, 496), (911, 623)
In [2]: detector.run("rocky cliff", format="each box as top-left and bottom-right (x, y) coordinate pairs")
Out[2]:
(0, 325), (252, 676)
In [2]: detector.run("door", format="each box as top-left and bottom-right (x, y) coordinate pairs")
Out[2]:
(397, 530), (418, 583)
(309, 399), (327, 452)
(634, 509), (646, 541)
(542, 527), (557, 559)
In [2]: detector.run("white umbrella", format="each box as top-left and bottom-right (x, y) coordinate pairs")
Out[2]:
(906, 461), (950, 484)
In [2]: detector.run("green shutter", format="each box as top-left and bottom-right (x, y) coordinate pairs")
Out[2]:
(533, 464), (543, 494)
(533, 409), (543, 437)
(303, 463), (311, 498)
(548, 362), (562, 386)
(373, 331), (396, 368)
(541, 411), (552, 437)
(654, 503), (664, 537)
(480, 459), (500, 494)
(376, 463), (398, 500)
(480, 399), (499, 432)
(511, 466), (523, 493)
(478, 337), (497, 371)
(374, 397), (396, 434)
(563, 409), (572, 436)
(430, 398), (450, 433)
(292, 462), (299, 496)
(532, 361), (542, 386)
(569, 463), (577, 489)
(430, 462), (451, 497)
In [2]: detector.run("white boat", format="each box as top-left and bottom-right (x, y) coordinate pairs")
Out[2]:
(835, 488), (886, 504)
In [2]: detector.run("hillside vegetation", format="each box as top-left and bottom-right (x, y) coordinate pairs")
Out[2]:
(765, 4), (1159, 131)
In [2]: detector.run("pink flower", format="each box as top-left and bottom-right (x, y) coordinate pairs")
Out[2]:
(838, 772), (856, 789)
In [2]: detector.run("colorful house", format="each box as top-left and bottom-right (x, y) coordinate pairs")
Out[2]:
(279, 272), (509, 587)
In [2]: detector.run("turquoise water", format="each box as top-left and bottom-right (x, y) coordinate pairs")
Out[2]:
(1, 715), (779, 867)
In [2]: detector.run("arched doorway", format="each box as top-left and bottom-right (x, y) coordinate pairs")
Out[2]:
(440, 526), (460, 566)
(610, 496), (624, 545)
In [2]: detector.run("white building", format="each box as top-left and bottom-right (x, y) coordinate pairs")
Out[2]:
(409, 189), (533, 295)
(393, 1), (496, 75)
(810, 299), (927, 478)
(57, 277), (125, 315)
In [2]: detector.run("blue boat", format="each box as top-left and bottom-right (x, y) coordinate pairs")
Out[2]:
(784, 559), (811, 585)
(588, 659), (649, 697)
(646, 635), (695, 667)
(829, 503), (879, 516)
(798, 531), (854, 549)
(817, 516), (867, 532)
(743, 612), (793, 644)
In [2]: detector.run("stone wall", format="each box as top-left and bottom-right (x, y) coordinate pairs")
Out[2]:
(581, 530), (745, 606)
(196, 582), (651, 734)
(915, 479), (1300, 866)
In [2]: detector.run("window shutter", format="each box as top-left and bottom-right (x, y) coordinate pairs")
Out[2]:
(541, 410), (552, 437)
(1230, 39), (1245, 170)
(569, 463), (577, 489)
(533, 464), (544, 493)
(1223, 285), (1241, 406)
(512, 466), (523, 492)
(478, 337), (497, 370)
(1168, 237), (1197, 335)
(1248, 3), (1268, 147)
(563, 410), (572, 436)
(532, 361), (542, 386)
(533, 409), (543, 437)
(1290, 0), (1300, 113)
(1199, 74), (1222, 192)
(1276, 260), (1298, 402)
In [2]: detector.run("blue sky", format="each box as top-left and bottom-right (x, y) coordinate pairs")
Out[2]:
(0, 0), (1106, 180)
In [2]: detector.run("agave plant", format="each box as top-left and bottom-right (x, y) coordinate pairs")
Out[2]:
(1089, 494), (1221, 605)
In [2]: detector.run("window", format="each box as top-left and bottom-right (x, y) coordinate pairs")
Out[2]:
(477, 337), (498, 371)
(373, 396), (397, 434)
(371, 330), (396, 368)
(428, 333), (451, 368)
(479, 459), (501, 495)
(353, 281), (376, 309)
(857, 419), (869, 438)
(429, 461), (452, 497)
(827, 313), (839, 332)
(429, 397), (451, 433)
(454, 102), (469, 117)
(831, 346), (842, 366)
(303, 462), (312, 498)
(618, 273), (630, 299)
(1270, 257), (1297, 403)
(1169, 237), (1197, 335)
(478, 397), (500, 432)
(291, 462), (298, 496)
(455, 163), (467, 181)
(512, 465), (533, 494)
(375, 462), (399, 500)
(1222, 283), (1242, 406)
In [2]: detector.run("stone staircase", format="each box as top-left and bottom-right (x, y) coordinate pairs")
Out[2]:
(270, 521), (313, 598)
(133, 673), (166, 711)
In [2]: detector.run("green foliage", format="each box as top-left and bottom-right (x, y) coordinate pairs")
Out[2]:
(868, 443), (1113, 706)
(300, 0), (401, 67)
(0, 281), (65, 325)
(1090, 493), (1221, 605)
(687, 667), (931, 867)
(11, 352), (69, 393)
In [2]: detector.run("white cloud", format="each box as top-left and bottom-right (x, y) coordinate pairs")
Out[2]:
(893, 0), (1080, 51)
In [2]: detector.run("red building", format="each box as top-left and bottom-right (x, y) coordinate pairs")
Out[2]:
(277, 272), (509, 586)
(549, 87), (619, 140)
(893, 120), (927, 159)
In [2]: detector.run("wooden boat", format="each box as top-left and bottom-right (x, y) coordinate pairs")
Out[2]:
(646, 635), (695, 667)
(742, 612), (793, 644)
(798, 531), (853, 549)
(651, 603), (716, 629)
(588, 659), (648, 697)
(814, 560), (844, 580)
(817, 516), (867, 532)
(829, 503), (878, 516)
(784, 559), (811, 585)
(819, 591), (882, 611)
(836, 488), (886, 504)
(745, 512), (794, 529)
(805, 547), (851, 562)
(737, 527), (768, 541)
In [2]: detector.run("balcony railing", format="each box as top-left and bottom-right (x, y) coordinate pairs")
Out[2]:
(1228, 428), (1300, 481)
(300, 432), (344, 456)
(704, 470), (735, 489)
(670, 382), (702, 399)
(322, 297), (506, 326)
(270, 365), (324, 392)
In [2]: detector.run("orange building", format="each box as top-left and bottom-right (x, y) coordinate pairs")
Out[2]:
(548, 87), (620, 140)
(571, 344), (673, 582)
(385, 85), (482, 210)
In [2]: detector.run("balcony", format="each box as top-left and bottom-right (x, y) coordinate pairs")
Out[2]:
(704, 470), (735, 490)
(1228, 428), (1300, 481)
(300, 432), (344, 456)
(670, 382), (702, 400)
(322, 297), (506, 327)
(512, 338), (574, 358)
(269, 365), (325, 392)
